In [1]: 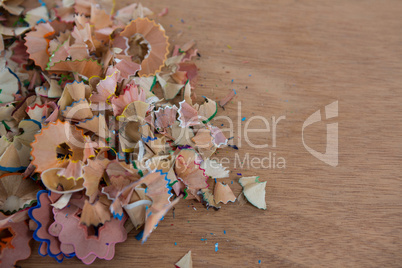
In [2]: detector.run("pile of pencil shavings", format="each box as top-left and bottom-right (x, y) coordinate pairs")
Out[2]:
(0, 0), (266, 266)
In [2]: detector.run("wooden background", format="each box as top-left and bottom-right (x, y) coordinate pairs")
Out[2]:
(21, 0), (402, 267)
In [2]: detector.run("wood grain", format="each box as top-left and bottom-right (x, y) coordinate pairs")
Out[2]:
(21, 0), (402, 267)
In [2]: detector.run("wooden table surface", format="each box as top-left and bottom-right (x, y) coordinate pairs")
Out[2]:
(21, 0), (402, 267)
